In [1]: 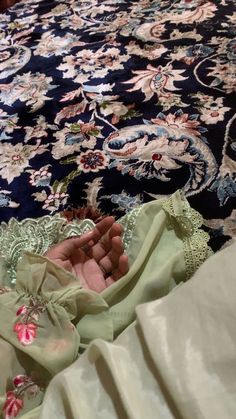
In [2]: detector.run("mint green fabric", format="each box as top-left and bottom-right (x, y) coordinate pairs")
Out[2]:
(40, 241), (236, 419)
(0, 192), (211, 418)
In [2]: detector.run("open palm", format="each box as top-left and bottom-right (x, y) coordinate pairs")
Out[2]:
(45, 217), (129, 293)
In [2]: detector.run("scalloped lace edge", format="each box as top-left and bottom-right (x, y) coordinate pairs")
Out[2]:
(162, 191), (213, 279)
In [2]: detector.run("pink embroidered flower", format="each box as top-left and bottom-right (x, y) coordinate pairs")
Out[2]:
(13, 375), (28, 388)
(16, 305), (27, 316)
(3, 391), (24, 419)
(14, 298), (46, 346)
(14, 322), (37, 346)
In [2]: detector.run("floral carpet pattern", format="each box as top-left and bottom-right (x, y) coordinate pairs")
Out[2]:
(0, 0), (235, 250)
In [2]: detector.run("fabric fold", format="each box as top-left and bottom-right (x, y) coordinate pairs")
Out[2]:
(40, 242), (236, 419)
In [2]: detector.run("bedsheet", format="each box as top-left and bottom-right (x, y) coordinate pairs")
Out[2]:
(0, 0), (235, 250)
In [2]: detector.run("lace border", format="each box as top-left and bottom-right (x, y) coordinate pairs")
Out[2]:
(0, 215), (96, 285)
(118, 206), (143, 251)
(162, 191), (213, 279)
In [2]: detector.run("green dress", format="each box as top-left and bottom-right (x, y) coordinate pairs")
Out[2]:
(0, 191), (211, 418)
(40, 241), (236, 419)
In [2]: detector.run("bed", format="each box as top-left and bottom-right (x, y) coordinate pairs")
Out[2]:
(0, 0), (235, 251)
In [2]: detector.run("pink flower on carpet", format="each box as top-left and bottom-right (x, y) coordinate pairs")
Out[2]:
(14, 322), (37, 346)
(77, 150), (108, 173)
(42, 191), (69, 212)
(151, 111), (202, 137)
(3, 391), (24, 419)
(29, 166), (51, 187)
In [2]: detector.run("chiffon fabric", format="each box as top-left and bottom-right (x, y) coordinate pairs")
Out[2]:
(40, 240), (236, 419)
(0, 192), (211, 418)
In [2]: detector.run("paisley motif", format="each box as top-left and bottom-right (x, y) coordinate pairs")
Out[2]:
(104, 120), (217, 196)
(0, 45), (31, 79)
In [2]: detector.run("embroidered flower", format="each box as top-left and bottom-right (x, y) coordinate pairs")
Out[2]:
(58, 46), (128, 81)
(3, 374), (41, 418)
(33, 31), (80, 58)
(24, 115), (57, 142)
(13, 375), (28, 388)
(33, 182), (70, 213)
(208, 62), (236, 93)
(69, 121), (101, 140)
(184, 43), (214, 65)
(126, 41), (167, 61)
(62, 206), (104, 223)
(14, 322), (37, 346)
(16, 305), (27, 316)
(77, 150), (108, 173)
(226, 39), (236, 62)
(3, 391), (24, 419)
(134, 22), (166, 42)
(109, 192), (142, 211)
(14, 298), (46, 345)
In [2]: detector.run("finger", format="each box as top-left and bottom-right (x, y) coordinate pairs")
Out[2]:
(98, 236), (124, 273)
(66, 217), (116, 254)
(109, 254), (129, 282)
(103, 222), (123, 249)
(45, 230), (95, 260)
(91, 217), (116, 244)
(89, 223), (124, 262)
(71, 218), (119, 259)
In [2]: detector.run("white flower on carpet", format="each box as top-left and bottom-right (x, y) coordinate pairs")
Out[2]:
(192, 94), (231, 124)
(0, 72), (57, 112)
(0, 142), (48, 183)
(200, 106), (230, 125)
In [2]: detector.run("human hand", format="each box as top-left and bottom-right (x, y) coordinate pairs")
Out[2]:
(45, 217), (129, 293)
